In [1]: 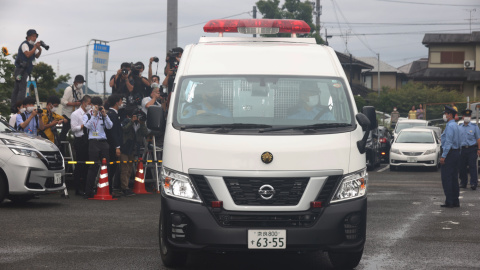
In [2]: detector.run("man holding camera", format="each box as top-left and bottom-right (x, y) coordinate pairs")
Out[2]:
(82, 97), (113, 199)
(11, 29), (43, 113)
(16, 97), (45, 136)
(60, 75), (85, 142)
(110, 62), (134, 96)
(128, 61), (150, 106)
(41, 96), (67, 146)
(164, 47), (183, 108)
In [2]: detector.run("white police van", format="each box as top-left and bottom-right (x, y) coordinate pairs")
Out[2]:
(147, 19), (376, 269)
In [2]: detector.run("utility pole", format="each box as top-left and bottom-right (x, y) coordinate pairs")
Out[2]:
(253, 6), (257, 38)
(377, 53), (381, 96)
(315, 0), (321, 33)
(166, 0), (178, 52)
(324, 28), (332, 46)
(465, 8), (477, 33)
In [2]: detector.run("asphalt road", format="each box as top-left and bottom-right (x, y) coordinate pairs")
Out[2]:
(1, 165), (479, 269)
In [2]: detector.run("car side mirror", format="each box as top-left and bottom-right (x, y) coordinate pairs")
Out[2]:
(147, 105), (166, 133)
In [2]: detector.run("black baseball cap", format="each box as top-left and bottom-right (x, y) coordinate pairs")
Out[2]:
(26, 29), (38, 37)
(74, 75), (86, 82)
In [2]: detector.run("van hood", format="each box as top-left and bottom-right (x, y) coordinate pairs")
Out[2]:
(0, 132), (59, 152)
(178, 132), (352, 173)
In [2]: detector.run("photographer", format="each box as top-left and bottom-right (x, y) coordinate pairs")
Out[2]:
(141, 85), (164, 114)
(127, 61), (150, 106)
(82, 97), (113, 199)
(16, 97), (45, 136)
(164, 47), (183, 108)
(110, 62), (134, 95)
(41, 96), (67, 146)
(60, 75), (85, 142)
(10, 29), (43, 113)
(119, 107), (148, 196)
(148, 57), (161, 84)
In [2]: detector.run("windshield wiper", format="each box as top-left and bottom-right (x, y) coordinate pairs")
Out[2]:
(181, 123), (272, 131)
(259, 123), (352, 133)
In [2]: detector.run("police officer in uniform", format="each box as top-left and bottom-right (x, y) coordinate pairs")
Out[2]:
(458, 109), (480, 190)
(440, 106), (461, 207)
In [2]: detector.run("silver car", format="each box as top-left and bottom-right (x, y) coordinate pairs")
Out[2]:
(0, 118), (65, 203)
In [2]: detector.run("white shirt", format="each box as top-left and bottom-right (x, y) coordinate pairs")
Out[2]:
(21, 43), (39, 64)
(70, 107), (87, 138)
(9, 114), (18, 127)
(141, 96), (160, 114)
(61, 85), (84, 118)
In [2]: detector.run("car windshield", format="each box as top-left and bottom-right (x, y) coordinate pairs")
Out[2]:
(173, 76), (354, 134)
(396, 131), (434, 143)
(0, 119), (15, 133)
(395, 122), (426, 133)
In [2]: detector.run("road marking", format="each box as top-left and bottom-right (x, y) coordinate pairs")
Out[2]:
(376, 165), (390, 173)
(441, 221), (459, 225)
(412, 202), (422, 205)
(432, 210), (442, 214)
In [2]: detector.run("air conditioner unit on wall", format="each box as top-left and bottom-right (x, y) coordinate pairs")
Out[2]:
(464, 60), (475, 69)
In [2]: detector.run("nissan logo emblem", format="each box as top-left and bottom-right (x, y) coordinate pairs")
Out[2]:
(258, 184), (275, 200)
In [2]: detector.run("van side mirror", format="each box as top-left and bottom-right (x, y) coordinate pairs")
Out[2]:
(147, 105), (166, 133)
(362, 106), (377, 129)
(356, 107), (376, 154)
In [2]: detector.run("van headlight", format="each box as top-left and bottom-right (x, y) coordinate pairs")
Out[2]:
(330, 168), (367, 203)
(161, 166), (202, 203)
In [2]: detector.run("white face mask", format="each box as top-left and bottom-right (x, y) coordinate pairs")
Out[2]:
(27, 106), (35, 113)
(393, 108), (397, 111)
(85, 105), (92, 111)
(51, 106), (58, 113)
(306, 95), (319, 107)
(443, 114), (448, 122)
(118, 102), (125, 109)
(76, 83), (83, 89)
(19, 108), (26, 113)
(151, 83), (159, 89)
(28, 40), (35, 45)
(464, 117), (471, 123)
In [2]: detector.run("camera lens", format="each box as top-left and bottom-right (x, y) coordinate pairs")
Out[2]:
(98, 106), (103, 111)
(153, 57), (159, 62)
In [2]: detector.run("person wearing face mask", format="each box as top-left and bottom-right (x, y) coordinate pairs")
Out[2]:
(70, 95), (92, 196)
(440, 105), (461, 208)
(16, 97), (45, 136)
(110, 62), (134, 96)
(41, 96), (67, 146)
(105, 94), (125, 195)
(127, 61), (150, 108)
(458, 109), (480, 190)
(181, 81), (232, 119)
(11, 29), (42, 114)
(142, 86), (164, 114)
(287, 81), (335, 121)
(390, 106), (400, 129)
(60, 75), (85, 143)
(10, 100), (24, 128)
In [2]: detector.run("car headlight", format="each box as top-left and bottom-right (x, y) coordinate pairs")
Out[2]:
(424, 149), (436, 155)
(9, 147), (44, 160)
(330, 168), (367, 204)
(161, 166), (202, 203)
(390, 148), (401, 154)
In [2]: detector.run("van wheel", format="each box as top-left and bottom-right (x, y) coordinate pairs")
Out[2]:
(7, 194), (34, 204)
(159, 209), (188, 267)
(328, 249), (363, 269)
(0, 175), (7, 204)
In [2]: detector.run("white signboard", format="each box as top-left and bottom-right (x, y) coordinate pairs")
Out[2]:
(92, 44), (110, 71)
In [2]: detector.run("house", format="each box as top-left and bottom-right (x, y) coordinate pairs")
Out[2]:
(357, 57), (405, 91)
(409, 32), (480, 98)
(335, 52), (374, 97)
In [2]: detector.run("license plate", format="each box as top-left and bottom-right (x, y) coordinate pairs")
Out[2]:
(248, 230), (286, 249)
(407, 157), (417, 163)
(54, 173), (62, 184)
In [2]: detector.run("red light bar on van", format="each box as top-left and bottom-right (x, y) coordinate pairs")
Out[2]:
(203, 19), (311, 35)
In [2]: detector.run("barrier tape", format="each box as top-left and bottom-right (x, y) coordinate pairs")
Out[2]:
(67, 160), (162, 165)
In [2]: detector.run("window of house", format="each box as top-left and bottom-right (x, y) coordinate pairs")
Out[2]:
(440, 51), (464, 64)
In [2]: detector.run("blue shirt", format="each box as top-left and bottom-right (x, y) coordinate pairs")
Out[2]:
(83, 113), (113, 140)
(287, 105), (335, 121)
(441, 119), (460, 158)
(181, 103), (232, 119)
(459, 122), (480, 147)
(16, 112), (39, 135)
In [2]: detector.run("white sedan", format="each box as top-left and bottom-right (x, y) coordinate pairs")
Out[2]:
(390, 128), (441, 171)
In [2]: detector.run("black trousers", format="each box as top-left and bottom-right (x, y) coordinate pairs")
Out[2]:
(59, 115), (71, 142)
(441, 149), (460, 206)
(73, 137), (89, 192)
(108, 145), (120, 191)
(459, 147), (478, 187)
(11, 68), (28, 112)
(85, 140), (110, 196)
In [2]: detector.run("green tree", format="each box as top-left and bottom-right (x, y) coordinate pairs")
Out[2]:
(367, 82), (466, 120)
(30, 62), (69, 102)
(354, 95), (366, 111)
(256, 0), (324, 44)
(0, 53), (15, 117)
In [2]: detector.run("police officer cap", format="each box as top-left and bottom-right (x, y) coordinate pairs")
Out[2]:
(444, 105), (457, 115)
(461, 109), (472, 116)
(26, 29), (38, 37)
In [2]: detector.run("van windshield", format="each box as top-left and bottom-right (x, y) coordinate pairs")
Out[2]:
(173, 76), (354, 133)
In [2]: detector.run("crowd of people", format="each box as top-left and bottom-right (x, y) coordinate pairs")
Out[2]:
(9, 29), (183, 198)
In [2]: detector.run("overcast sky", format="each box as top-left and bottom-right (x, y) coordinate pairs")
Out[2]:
(1, 0), (479, 94)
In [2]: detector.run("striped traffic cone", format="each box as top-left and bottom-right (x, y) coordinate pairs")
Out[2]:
(90, 158), (118, 200)
(132, 157), (151, 194)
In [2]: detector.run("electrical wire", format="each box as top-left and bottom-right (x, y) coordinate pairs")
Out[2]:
(377, 0), (480, 7)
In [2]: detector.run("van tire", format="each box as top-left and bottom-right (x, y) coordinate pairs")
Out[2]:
(159, 209), (188, 267)
(328, 249), (363, 269)
(7, 194), (34, 204)
(0, 175), (7, 204)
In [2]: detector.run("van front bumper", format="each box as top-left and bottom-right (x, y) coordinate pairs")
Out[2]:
(161, 194), (366, 253)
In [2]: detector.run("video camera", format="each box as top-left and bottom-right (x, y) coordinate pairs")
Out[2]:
(37, 106), (43, 114)
(130, 62), (144, 76)
(133, 108), (147, 123)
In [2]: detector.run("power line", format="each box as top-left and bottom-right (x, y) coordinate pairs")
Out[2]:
(42, 11), (250, 58)
(377, 0), (480, 7)
(328, 27), (480, 36)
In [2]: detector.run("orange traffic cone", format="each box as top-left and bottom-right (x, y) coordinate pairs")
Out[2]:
(90, 158), (118, 200)
(133, 157), (151, 194)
